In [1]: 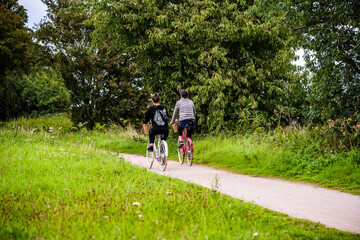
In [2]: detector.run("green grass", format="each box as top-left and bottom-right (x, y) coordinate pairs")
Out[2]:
(1, 116), (359, 239)
(193, 133), (360, 193)
(10, 114), (358, 194)
(73, 126), (360, 195)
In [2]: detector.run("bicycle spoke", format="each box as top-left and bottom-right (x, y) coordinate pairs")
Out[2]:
(159, 141), (167, 171)
(186, 138), (193, 166)
(146, 142), (154, 169)
(177, 139), (184, 164)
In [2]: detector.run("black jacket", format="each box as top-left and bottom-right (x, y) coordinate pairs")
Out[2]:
(143, 105), (169, 128)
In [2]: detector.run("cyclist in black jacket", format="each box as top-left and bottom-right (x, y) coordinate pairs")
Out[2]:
(143, 93), (170, 152)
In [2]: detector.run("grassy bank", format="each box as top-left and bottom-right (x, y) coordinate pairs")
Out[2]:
(86, 125), (360, 194)
(4, 115), (360, 194)
(1, 115), (359, 239)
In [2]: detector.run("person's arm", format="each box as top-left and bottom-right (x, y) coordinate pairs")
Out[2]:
(170, 102), (179, 124)
(143, 107), (151, 124)
(165, 107), (170, 118)
(192, 102), (196, 118)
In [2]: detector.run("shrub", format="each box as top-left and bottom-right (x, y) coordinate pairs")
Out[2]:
(17, 67), (71, 117)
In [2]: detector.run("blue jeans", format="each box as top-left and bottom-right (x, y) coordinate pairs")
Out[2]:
(177, 119), (195, 138)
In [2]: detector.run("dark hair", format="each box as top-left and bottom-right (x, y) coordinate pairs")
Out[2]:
(152, 93), (161, 103)
(180, 89), (188, 98)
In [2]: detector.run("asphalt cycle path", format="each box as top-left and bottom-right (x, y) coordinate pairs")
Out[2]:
(120, 153), (360, 234)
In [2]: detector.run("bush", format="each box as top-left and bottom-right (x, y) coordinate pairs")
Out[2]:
(17, 67), (71, 117)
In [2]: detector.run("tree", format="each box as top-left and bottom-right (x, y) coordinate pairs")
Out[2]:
(0, 0), (33, 120)
(285, 0), (360, 122)
(17, 67), (71, 116)
(88, 0), (302, 131)
(35, 0), (149, 128)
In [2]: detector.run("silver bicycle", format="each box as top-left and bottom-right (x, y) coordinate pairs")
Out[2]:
(146, 134), (168, 171)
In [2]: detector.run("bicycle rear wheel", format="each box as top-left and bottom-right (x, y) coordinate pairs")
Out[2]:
(146, 142), (154, 168)
(159, 141), (168, 171)
(177, 139), (184, 164)
(186, 138), (193, 166)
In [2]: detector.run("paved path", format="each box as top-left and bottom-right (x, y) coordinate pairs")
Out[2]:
(120, 153), (360, 234)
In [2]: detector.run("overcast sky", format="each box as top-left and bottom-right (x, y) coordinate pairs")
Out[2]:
(17, 0), (305, 66)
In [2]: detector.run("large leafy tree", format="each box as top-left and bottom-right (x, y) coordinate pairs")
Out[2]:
(285, 0), (360, 122)
(35, 0), (148, 128)
(88, 0), (302, 131)
(0, 0), (33, 120)
(17, 67), (71, 116)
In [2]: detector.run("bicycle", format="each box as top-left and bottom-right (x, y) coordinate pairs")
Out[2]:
(177, 125), (194, 166)
(146, 134), (168, 171)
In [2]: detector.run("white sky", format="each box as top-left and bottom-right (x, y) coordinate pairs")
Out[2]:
(18, 0), (47, 29)
(294, 49), (305, 67)
(17, 0), (305, 66)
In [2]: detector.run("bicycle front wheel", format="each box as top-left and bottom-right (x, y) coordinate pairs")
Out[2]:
(177, 139), (184, 164)
(159, 141), (168, 171)
(186, 138), (193, 166)
(146, 142), (154, 169)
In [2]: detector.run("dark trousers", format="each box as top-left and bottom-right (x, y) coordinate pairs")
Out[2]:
(177, 119), (195, 138)
(177, 125), (194, 138)
(149, 126), (169, 144)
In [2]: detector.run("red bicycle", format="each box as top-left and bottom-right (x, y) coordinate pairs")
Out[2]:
(177, 126), (193, 166)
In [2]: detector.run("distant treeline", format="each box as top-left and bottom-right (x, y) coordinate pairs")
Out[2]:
(1, 0), (359, 132)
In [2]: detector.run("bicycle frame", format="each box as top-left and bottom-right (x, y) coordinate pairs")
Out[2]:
(146, 134), (168, 171)
(153, 135), (169, 159)
(182, 128), (193, 153)
(178, 127), (193, 166)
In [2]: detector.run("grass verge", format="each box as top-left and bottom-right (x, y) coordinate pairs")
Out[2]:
(1, 117), (359, 239)
(7, 115), (359, 194)
(83, 128), (360, 195)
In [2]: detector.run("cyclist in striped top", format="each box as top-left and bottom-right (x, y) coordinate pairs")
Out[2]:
(170, 89), (196, 147)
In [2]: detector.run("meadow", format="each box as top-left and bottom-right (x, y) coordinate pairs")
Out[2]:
(75, 120), (360, 194)
(1, 115), (359, 239)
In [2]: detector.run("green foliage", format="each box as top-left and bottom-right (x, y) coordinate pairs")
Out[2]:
(35, 0), (149, 129)
(0, 0), (33, 120)
(284, 0), (360, 122)
(16, 67), (71, 116)
(1, 116), (358, 239)
(87, 0), (304, 132)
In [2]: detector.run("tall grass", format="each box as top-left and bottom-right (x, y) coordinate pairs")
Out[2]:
(1, 116), (359, 239)
(2, 113), (73, 133)
(193, 129), (360, 193)
(86, 124), (360, 194)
